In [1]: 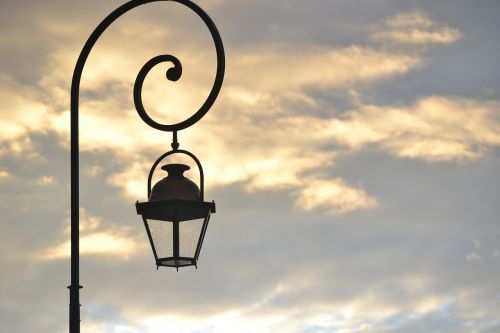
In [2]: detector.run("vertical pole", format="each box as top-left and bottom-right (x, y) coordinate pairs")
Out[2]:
(69, 74), (81, 333)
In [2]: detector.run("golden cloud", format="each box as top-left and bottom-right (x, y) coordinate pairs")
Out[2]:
(39, 209), (144, 260)
(106, 274), (465, 333)
(373, 11), (461, 45)
(0, 169), (10, 181)
(35, 175), (56, 186)
(0, 84), (55, 159)
(321, 96), (500, 161)
(0, 8), (483, 216)
(230, 45), (420, 95)
(295, 178), (378, 215)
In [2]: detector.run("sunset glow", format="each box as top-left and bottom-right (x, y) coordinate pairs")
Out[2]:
(1, 0), (499, 332)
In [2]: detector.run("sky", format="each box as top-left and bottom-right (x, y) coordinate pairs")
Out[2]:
(1, 0), (500, 332)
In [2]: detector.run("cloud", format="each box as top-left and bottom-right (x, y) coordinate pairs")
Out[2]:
(4, 33), (496, 217)
(83, 281), (484, 333)
(139, 311), (286, 333)
(0, 170), (10, 181)
(51, 41), (420, 212)
(295, 177), (377, 215)
(0, 84), (54, 140)
(0, 82), (52, 159)
(229, 45), (420, 96)
(35, 175), (56, 186)
(320, 96), (500, 162)
(373, 11), (461, 45)
(2, 2), (500, 333)
(473, 239), (481, 248)
(0, 4), (489, 221)
(465, 252), (482, 263)
(41, 233), (139, 260)
(39, 209), (144, 260)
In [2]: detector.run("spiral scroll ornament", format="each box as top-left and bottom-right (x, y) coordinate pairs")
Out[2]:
(131, 1), (225, 132)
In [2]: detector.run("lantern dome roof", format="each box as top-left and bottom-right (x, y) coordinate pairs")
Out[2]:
(149, 164), (200, 201)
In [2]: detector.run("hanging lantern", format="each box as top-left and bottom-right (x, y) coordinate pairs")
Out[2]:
(136, 161), (215, 269)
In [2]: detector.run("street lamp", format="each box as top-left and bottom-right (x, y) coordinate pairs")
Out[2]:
(136, 156), (216, 270)
(69, 1), (224, 332)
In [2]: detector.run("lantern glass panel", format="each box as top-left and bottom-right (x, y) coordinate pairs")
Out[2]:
(147, 219), (173, 258)
(179, 218), (204, 258)
(137, 199), (215, 268)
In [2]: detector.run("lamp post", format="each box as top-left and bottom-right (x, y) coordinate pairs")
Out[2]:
(69, 1), (225, 332)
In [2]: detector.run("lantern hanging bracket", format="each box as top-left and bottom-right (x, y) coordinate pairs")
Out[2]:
(171, 131), (179, 151)
(147, 148), (205, 201)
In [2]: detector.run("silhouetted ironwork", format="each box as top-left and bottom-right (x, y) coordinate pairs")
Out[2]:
(69, 0), (225, 332)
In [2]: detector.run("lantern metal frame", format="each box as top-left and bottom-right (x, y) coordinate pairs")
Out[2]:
(69, 0), (225, 332)
(136, 148), (216, 270)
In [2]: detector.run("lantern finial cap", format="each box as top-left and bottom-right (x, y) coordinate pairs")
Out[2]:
(161, 163), (190, 175)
